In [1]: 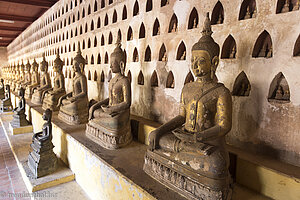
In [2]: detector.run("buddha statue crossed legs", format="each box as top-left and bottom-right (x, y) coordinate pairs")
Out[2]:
(31, 54), (51, 105)
(25, 59), (40, 99)
(43, 52), (66, 111)
(143, 14), (232, 200)
(86, 41), (132, 149)
(57, 48), (89, 125)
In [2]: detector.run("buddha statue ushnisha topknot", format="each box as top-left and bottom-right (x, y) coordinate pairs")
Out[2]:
(42, 51), (66, 111)
(143, 13), (233, 200)
(31, 54), (51, 105)
(57, 47), (88, 125)
(86, 38), (132, 149)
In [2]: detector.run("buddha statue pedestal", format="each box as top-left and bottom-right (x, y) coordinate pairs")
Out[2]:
(86, 110), (132, 149)
(0, 85), (13, 113)
(58, 104), (88, 125)
(42, 90), (66, 111)
(28, 137), (57, 179)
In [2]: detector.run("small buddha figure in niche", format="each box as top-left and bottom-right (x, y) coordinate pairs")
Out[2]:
(162, 52), (167, 61)
(245, 6), (251, 19)
(144, 13), (232, 200)
(86, 40), (132, 149)
(217, 13), (223, 24)
(266, 45), (273, 58)
(0, 79), (5, 99)
(229, 45), (237, 59)
(171, 22), (177, 32)
(252, 8), (257, 18)
(25, 59), (40, 99)
(281, 0), (290, 13)
(31, 54), (51, 105)
(28, 109), (57, 178)
(293, 0), (300, 11)
(42, 52), (66, 111)
(22, 60), (32, 89)
(11, 88), (31, 127)
(180, 51), (186, 60)
(0, 85), (13, 112)
(57, 48), (89, 125)
(130, 33), (133, 40)
(157, 26), (160, 35)
(193, 18), (198, 28)
(275, 85), (284, 100)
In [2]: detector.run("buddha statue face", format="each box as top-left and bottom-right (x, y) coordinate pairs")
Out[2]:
(191, 50), (219, 78)
(42, 109), (52, 121)
(110, 56), (122, 73)
(72, 60), (82, 73)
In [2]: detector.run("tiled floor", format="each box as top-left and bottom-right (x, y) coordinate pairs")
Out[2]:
(0, 125), (29, 200)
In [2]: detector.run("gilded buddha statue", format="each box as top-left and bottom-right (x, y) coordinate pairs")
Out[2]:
(28, 109), (57, 178)
(86, 40), (132, 149)
(25, 59), (40, 99)
(57, 48), (88, 125)
(31, 54), (51, 105)
(42, 52), (66, 111)
(143, 14), (232, 200)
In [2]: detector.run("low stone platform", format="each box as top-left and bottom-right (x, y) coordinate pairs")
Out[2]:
(9, 123), (33, 135)
(0, 113), (75, 193)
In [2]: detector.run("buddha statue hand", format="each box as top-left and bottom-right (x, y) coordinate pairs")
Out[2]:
(148, 130), (160, 151)
(57, 93), (72, 107)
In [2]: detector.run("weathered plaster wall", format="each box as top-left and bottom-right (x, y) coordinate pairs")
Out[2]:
(5, 0), (300, 166)
(0, 47), (8, 76)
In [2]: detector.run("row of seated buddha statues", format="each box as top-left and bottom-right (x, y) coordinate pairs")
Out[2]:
(1, 13), (232, 199)
(0, 79), (12, 112)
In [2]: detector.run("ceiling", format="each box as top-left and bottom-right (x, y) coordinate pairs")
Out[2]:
(0, 0), (59, 47)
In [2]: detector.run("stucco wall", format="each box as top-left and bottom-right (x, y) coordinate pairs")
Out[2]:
(5, 0), (300, 166)
(0, 47), (8, 76)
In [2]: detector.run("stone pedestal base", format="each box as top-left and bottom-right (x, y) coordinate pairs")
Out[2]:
(143, 150), (232, 200)
(31, 95), (42, 105)
(28, 139), (57, 179)
(0, 100), (13, 112)
(57, 110), (88, 125)
(86, 120), (132, 149)
(9, 123), (33, 135)
(11, 113), (30, 127)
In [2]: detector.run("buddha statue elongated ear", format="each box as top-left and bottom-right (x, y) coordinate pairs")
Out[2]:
(120, 61), (125, 75)
(79, 63), (84, 73)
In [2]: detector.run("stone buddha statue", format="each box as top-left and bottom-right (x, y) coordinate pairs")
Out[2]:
(42, 52), (66, 111)
(31, 54), (51, 105)
(28, 109), (57, 178)
(16, 62), (25, 93)
(0, 79), (5, 99)
(11, 88), (31, 127)
(25, 59), (40, 99)
(22, 60), (32, 89)
(86, 40), (132, 149)
(144, 13), (232, 200)
(0, 85), (12, 112)
(57, 48), (89, 125)
(12, 64), (20, 92)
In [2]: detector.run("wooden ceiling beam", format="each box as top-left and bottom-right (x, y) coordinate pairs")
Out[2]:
(0, 14), (36, 23)
(0, 34), (17, 38)
(0, 26), (25, 31)
(0, 0), (53, 8)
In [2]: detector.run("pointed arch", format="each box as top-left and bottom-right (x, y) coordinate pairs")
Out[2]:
(80, 25), (83, 34)
(94, 36), (97, 47)
(145, 46), (151, 62)
(239, 0), (257, 20)
(221, 35), (237, 59)
(153, 18), (160, 36)
(109, 0), (113, 4)
(97, 53), (101, 64)
(211, 1), (224, 25)
(113, 10), (117, 23)
(133, 0), (139, 16)
(77, 11), (80, 20)
(293, 34), (300, 56)
(118, 29), (122, 41)
(88, 70), (91, 80)
(91, 55), (94, 65)
(232, 71), (251, 96)
(94, 71), (97, 81)
(139, 23), (146, 39)
(176, 41), (186, 60)
(82, 8), (85, 18)
(105, 52), (109, 64)
(268, 72), (290, 102)
(107, 70), (112, 82)
(184, 71), (194, 85)
(82, 39), (85, 49)
(90, 20), (94, 31)
(133, 48), (139, 62)
(127, 26), (133, 41)
(161, 0), (169, 7)
(166, 71), (175, 88)
(159, 44), (167, 61)
(146, 0), (153, 12)
(188, 7), (199, 29)
(127, 70), (132, 83)
(88, 38), (91, 48)
(108, 32), (113, 44)
(101, 34), (105, 46)
(100, 70), (105, 82)
(85, 22), (88, 32)
(88, 4), (91, 15)
(275, 0), (298, 14)
(94, 0), (98, 12)
(150, 70), (158, 87)
(138, 70), (144, 85)
(97, 17), (101, 28)
(104, 14), (108, 26)
(101, 0), (105, 8)
(252, 30), (273, 58)
(168, 13), (178, 33)
(122, 5), (127, 20)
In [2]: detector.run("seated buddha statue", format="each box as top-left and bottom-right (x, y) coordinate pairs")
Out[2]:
(28, 109), (57, 178)
(143, 14), (232, 200)
(0, 79), (5, 99)
(31, 54), (51, 105)
(57, 48), (89, 125)
(0, 85), (13, 112)
(25, 59), (40, 99)
(16, 62), (25, 93)
(42, 52), (66, 111)
(86, 41), (132, 149)
(12, 64), (19, 92)
(11, 87), (31, 127)
(21, 60), (32, 89)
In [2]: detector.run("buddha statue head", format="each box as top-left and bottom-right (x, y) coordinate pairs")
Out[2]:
(25, 60), (31, 72)
(110, 39), (126, 75)
(54, 51), (64, 73)
(43, 108), (52, 122)
(32, 59), (38, 72)
(18, 87), (25, 97)
(191, 13), (220, 81)
(73, 48), (85, 74)
(40, 54), (48, 72)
